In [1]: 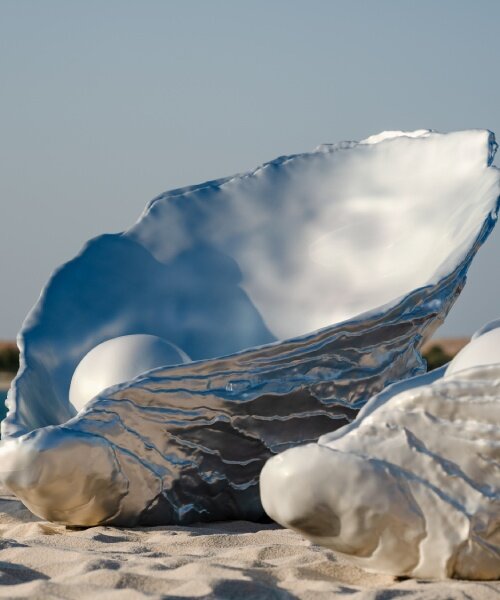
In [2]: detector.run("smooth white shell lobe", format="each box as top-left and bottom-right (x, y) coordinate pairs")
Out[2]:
(69, 335), (190, 412)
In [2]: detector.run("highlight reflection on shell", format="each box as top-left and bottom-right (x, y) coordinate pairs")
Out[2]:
(1, 130), (499, 526)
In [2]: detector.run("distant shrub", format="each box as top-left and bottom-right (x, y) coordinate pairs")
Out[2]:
(0, 346), (19, 373)
(423, 344), (452, 371)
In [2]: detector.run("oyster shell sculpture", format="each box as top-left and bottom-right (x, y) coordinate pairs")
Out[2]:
(1, 130), (499, 527)
(260, 323), (500, 580)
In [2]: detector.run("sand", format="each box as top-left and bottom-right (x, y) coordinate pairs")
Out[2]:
(0, 487), (497, 599)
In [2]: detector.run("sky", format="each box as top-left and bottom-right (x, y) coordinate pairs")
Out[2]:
(1, 0), (499, 340)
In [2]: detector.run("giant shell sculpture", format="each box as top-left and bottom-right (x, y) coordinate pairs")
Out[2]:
(1, 129), (499, 527)
(260, 323), (500, 580)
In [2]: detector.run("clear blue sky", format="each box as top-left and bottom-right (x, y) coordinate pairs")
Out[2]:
(1, 0), (499, 339)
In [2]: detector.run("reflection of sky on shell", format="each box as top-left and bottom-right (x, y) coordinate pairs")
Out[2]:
(130, 130), (499, 340)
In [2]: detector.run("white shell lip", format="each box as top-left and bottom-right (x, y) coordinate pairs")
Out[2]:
(360, 129), (432, 144)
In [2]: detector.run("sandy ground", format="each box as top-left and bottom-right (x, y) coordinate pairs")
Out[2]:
(0, 487), (497, 599)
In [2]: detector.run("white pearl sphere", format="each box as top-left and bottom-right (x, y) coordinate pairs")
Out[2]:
(69, 334), (190, 412)
(446, 327), (500, 376)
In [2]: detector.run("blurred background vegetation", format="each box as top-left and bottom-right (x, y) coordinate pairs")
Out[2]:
(421, 338), (468, 371)
(423, 345), (452, 370)
(0, 343), (19, 373)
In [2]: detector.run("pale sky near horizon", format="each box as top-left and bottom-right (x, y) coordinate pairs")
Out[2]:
(1, 0), (499, 340)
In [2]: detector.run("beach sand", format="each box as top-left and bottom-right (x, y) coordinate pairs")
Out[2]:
(0, 486), (497, 599)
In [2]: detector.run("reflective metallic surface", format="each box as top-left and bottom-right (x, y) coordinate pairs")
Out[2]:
(1, 130), (499, 526)
(0, 268), (486, 526)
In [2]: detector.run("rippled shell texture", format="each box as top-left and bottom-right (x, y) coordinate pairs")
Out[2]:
(1, 130), (499, 527)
